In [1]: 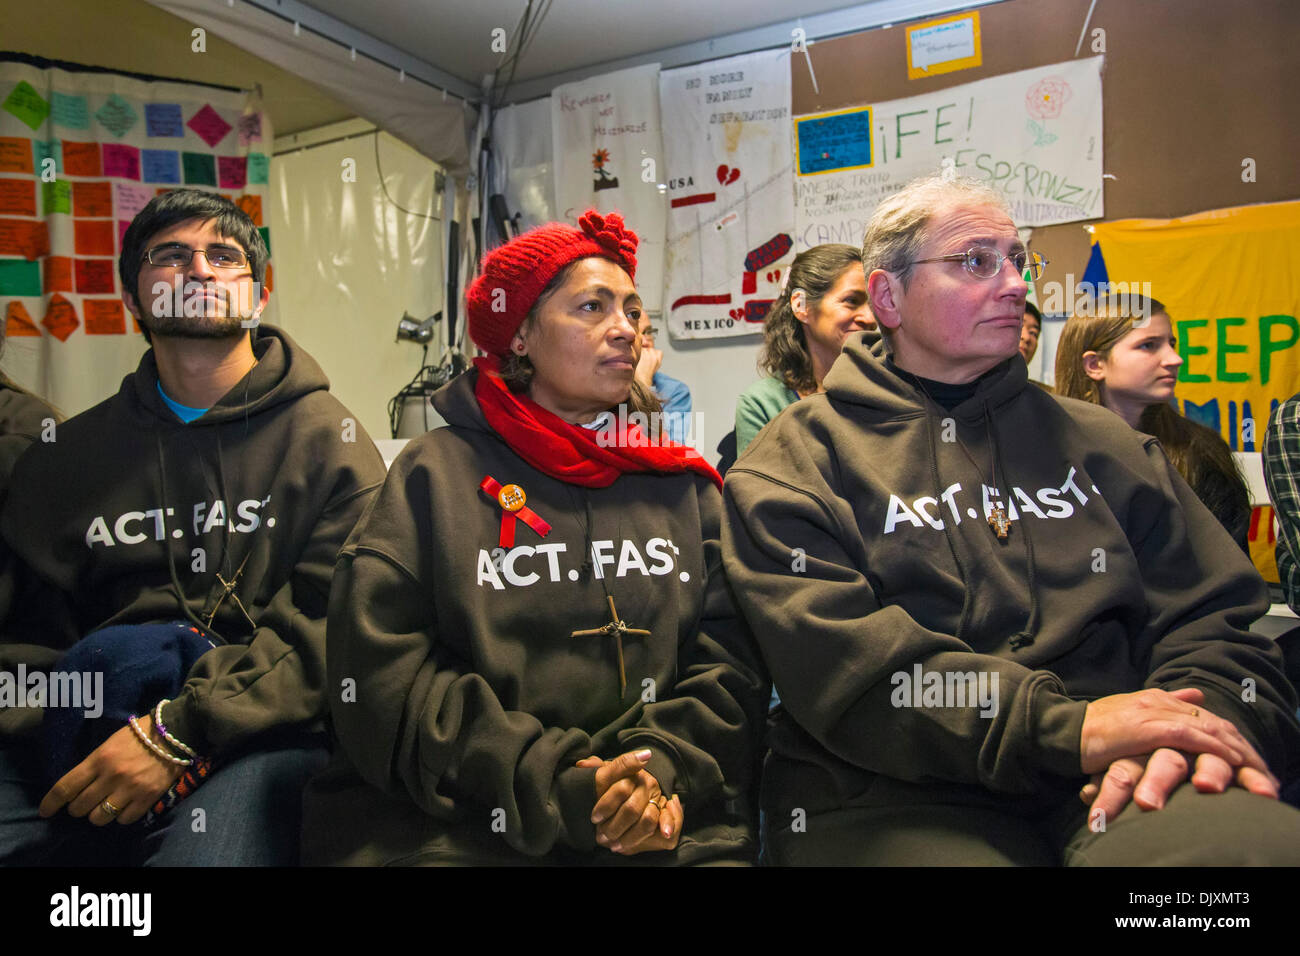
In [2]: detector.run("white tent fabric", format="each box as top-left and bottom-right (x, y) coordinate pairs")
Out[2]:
(144, 0), (477, 178)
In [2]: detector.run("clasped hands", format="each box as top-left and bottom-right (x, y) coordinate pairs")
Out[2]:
(1079, 686), (1281, 822)
(576, 748), (682, 856)
(38, 714), (184, 828)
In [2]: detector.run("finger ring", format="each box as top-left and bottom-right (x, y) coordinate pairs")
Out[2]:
(650, 795), (669, 811)
(1191, 708), (1199, 717)
(100, 799), (121, 817)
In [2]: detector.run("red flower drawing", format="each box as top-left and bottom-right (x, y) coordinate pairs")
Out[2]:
(1025, 77), (1072, 120)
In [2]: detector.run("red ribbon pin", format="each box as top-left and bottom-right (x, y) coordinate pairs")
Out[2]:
(480, 476), (552, 548)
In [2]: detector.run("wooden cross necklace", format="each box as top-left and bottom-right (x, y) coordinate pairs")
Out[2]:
(566, 489), (649, 697)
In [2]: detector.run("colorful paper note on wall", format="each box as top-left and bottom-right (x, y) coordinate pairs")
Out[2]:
(50, 92), (90, 129)
(3, 81), (50, 131)
(0, 137), (34, 174)
(74, 259), (116, 295)
(187, 105), (232, 147)
(0, 260), (42, 297)
(246, 152), (269, 185)
(145, 103), (184, 137)
(0, 219), (51, 259)
(101, 143), (141, 180)
(218, 155), (247, 189)
(62, 141), (101, 176)
(44, 256), (72, 293)
(95, 93), (138, 138)
(42, 180), (71, 216)
(238, 112), (262, 147)
(0, 180), (36, 217)
(74, 219), (114, 255)
(182, 152), (216, 185)
(114, 183), (152, 221)
(73, 181), (112, 218)
(907, 11), (982, 80)
(142, 149), (181, 183)
(83, 299), (126, 334)
(42, 293), (79, 341)
(5, 301), (40, 336)
(32, 139), (62, 175)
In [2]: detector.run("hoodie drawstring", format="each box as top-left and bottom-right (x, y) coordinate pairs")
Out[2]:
(986, 403), (1040, 650)
(922, 401), (976, 643)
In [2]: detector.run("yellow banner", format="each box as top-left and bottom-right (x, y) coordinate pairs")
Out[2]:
(1091, 200), (1300, 582)
(1091, 200), (1300, 448)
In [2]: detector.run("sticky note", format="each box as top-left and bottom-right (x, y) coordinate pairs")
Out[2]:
(258, 226), (271, 256)
(102, 143), (141, 180)
(42, 180), (71, 216)
(235, 194), (262, 227)
(6, 301), (40, 337)
(217, 155), (247, 189)
(50, 92), (90, 129)
(62, 140), (101, 176)
(246, 152), (269, 184)
(43, 256), (73, 293)
(145, 103), (184, 138)
(0, 137), (34, 174)
(238, 112), (262, 147)
(84, 299), (126, 334)
(3, 81), (50, 132)
(182, 152), (216, 185)
(142, 149), (181, 184)
(0, 180), (36, 217)
(0, 219), (51, 259)
(42, 293), (79, 341)
(187, 104), (232, 147)
(115, 183), (153, 221)
(0, 260), (42, 297)
(74, 219), (115, 255)
(796, 107), (874, 175)
(118, 220), (130, 249)
(263, 261), (273, 292)
(31, 139), (63, 177)
(95, 93), (138, 138)
(75, 259), (116, 295)
(73, 181), (113, 218)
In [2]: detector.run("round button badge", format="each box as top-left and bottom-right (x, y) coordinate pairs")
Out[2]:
(498, 484), (526, 512)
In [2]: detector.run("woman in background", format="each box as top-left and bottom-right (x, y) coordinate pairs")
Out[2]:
(0, 330), (57, 499)
(1054, 294), (1251, 551)
(734, 244), (874, 455)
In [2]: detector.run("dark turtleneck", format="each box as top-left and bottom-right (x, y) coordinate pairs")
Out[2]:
(885, 357), (1003, 411)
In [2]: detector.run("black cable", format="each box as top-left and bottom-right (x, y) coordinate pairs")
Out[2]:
(373, 132), (440, 221)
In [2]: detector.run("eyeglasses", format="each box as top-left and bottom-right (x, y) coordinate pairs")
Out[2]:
(911, 245), (1048, 281)
(144, 244), (249, 270)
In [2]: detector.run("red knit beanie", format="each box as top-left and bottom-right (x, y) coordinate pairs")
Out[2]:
(467, 210), (639, 357)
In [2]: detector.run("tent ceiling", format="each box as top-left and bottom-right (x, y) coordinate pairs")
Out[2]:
(296, 0), (902, 89)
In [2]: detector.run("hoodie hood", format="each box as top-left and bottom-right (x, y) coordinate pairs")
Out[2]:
(127, 324), (329, 426)
(824, 333), (1029, 425)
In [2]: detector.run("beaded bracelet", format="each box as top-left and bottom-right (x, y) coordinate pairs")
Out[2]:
(127, 715), (193, 767)
(152, 699), (197, 759)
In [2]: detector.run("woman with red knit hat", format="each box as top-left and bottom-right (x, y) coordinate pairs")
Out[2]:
(301, 211), (768, 866)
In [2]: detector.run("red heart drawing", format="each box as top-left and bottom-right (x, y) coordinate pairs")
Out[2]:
(716, 164), (741, 185)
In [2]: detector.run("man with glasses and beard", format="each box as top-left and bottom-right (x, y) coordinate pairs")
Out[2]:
(723, 174), (1300, 865)
(0, 189), (385, 865)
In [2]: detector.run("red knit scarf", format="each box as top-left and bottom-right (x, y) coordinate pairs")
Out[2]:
(472, 356), (721, 490)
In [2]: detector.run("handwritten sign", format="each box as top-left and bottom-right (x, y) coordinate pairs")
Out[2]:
(907, 12), (982, 79)
(95, 93), (137, 138)
(145, 102), (184, 137)
(50, 92), (89, 129)
(796, 107), (872, 176)
(2, 80), (50, 131)
(187, 104), (232, 147)
(794, 57), (1104, 251)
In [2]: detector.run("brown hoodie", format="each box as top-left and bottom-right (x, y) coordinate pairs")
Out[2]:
(302, 368), (768, 865)
(0, 325), (386, 754)
(722, 335), (1298, 821)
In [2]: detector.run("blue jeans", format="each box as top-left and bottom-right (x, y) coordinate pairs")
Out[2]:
(0, 739), (327, 866)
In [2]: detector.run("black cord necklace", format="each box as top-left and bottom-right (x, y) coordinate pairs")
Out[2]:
(911, 378), (1011, 540)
